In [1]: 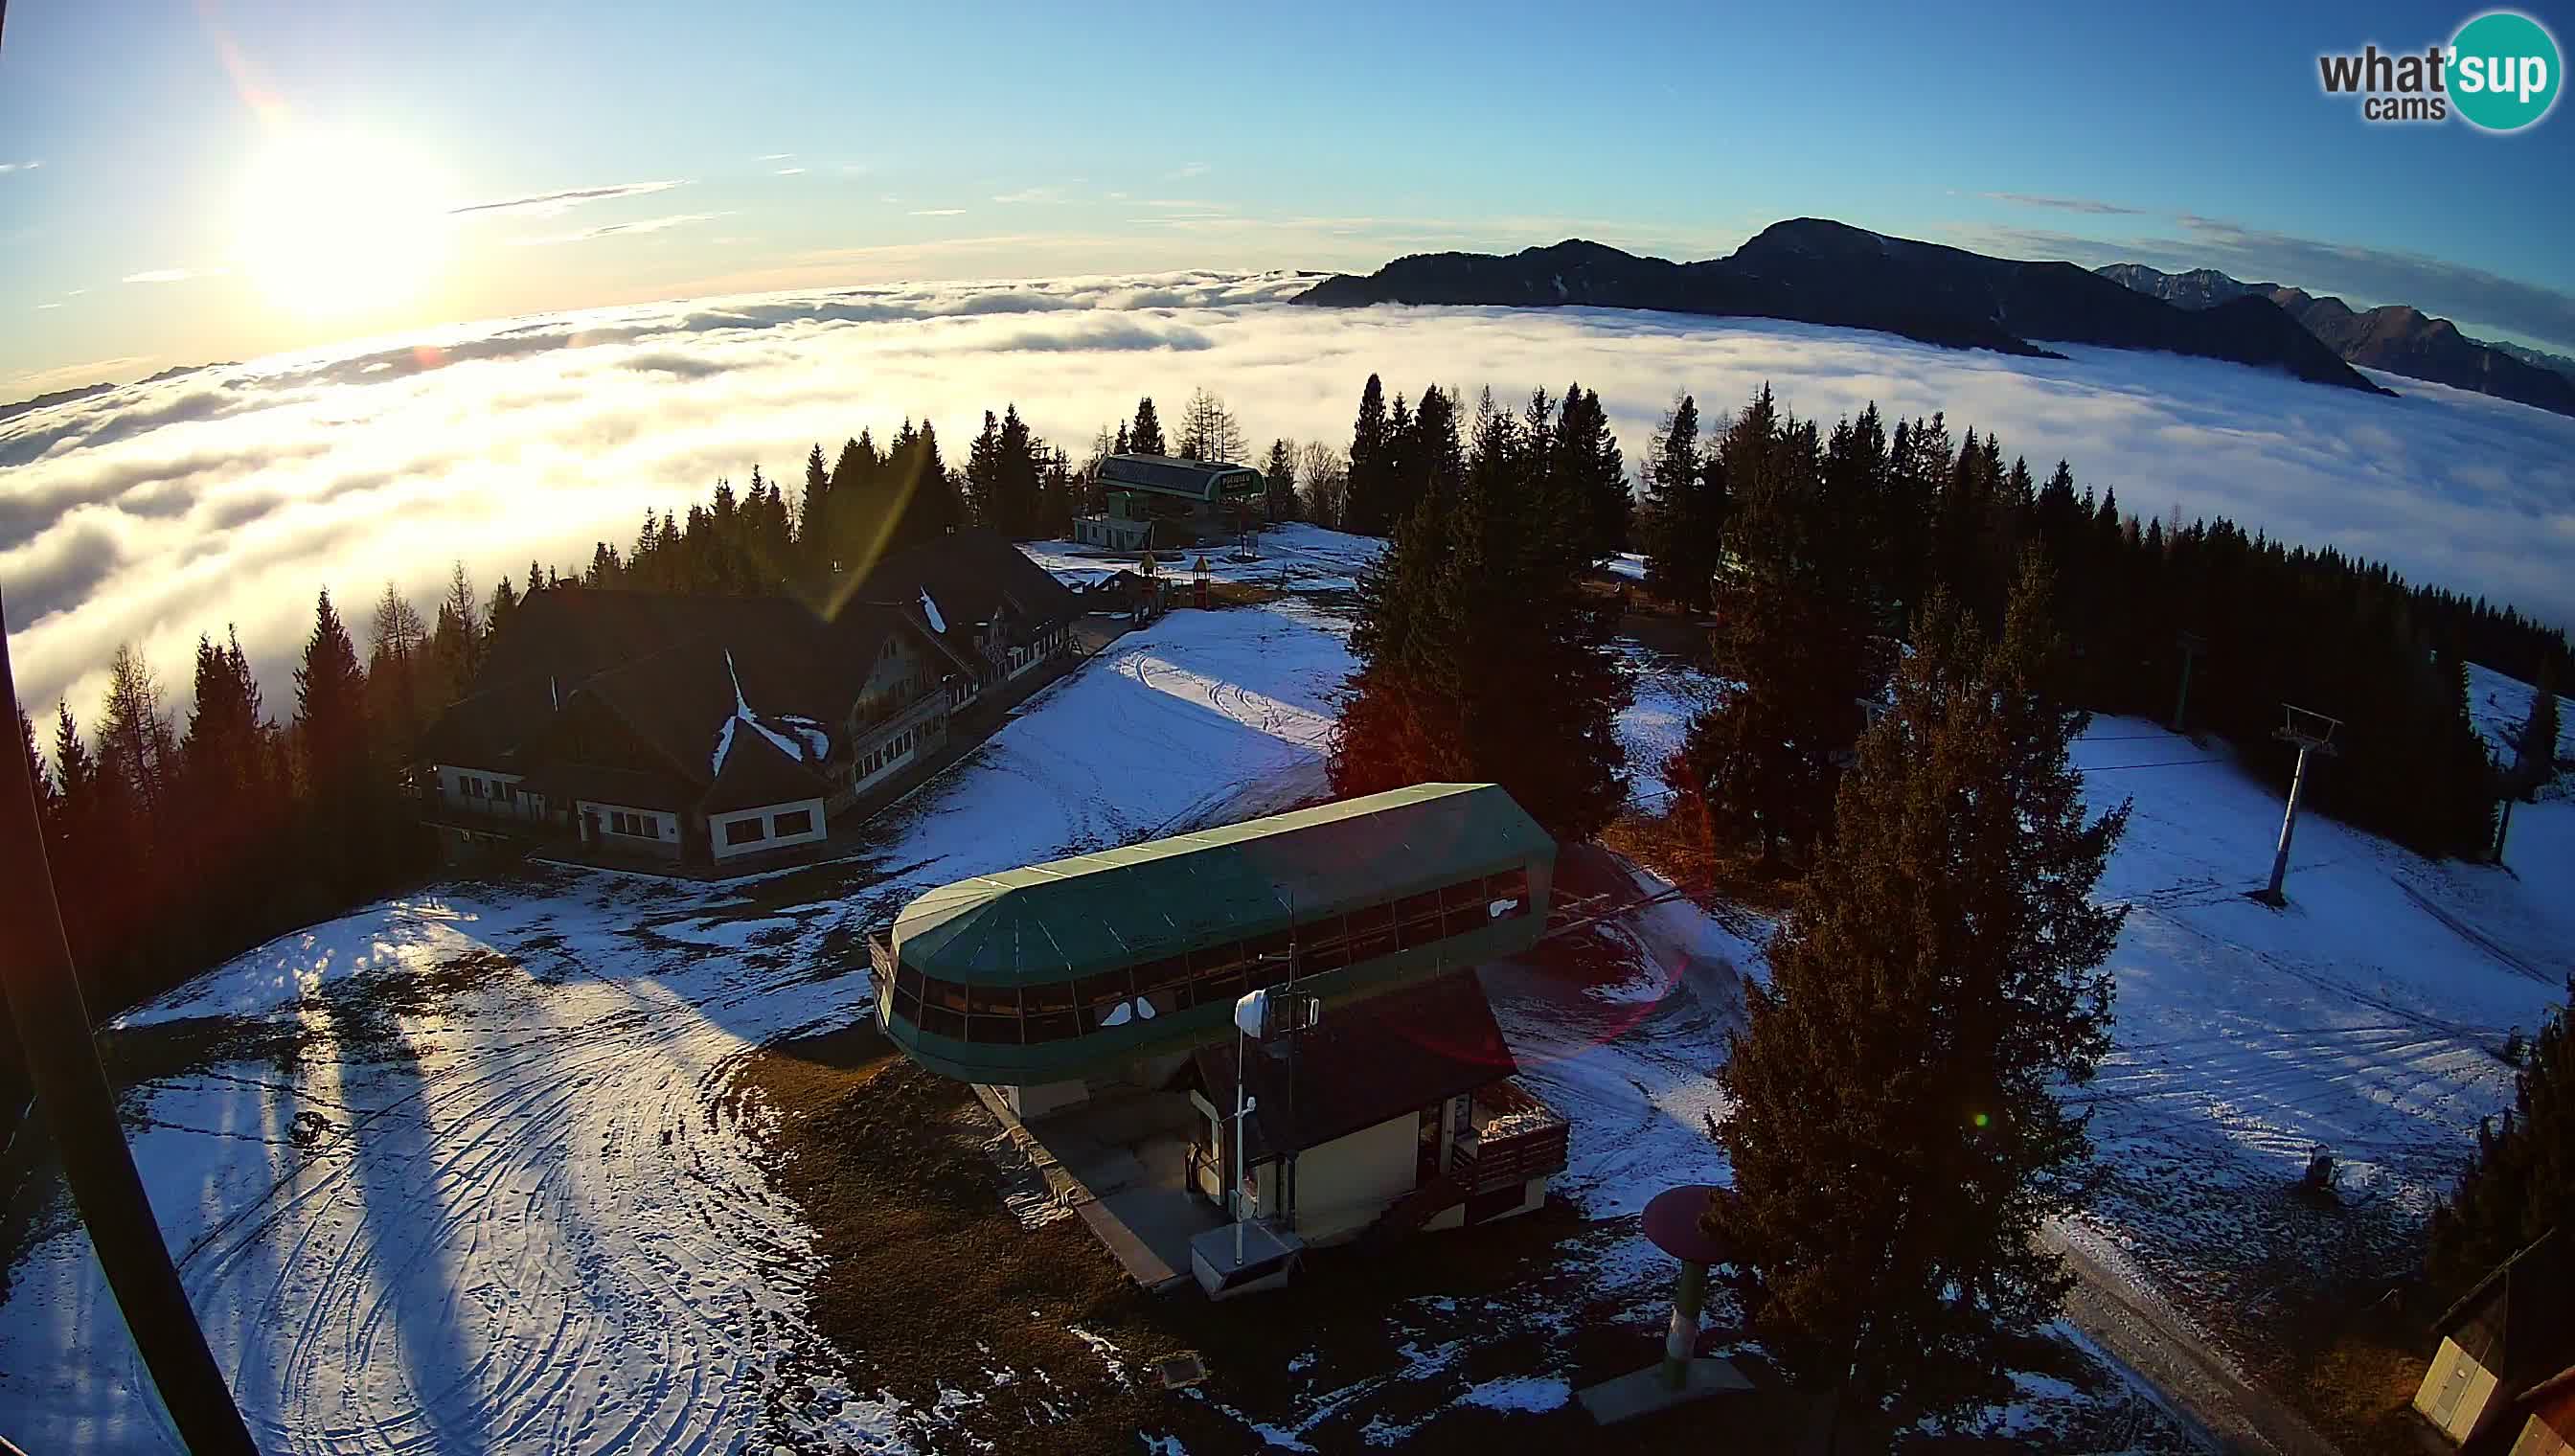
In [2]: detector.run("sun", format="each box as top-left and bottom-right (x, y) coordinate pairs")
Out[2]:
(233, 131), (455, 319)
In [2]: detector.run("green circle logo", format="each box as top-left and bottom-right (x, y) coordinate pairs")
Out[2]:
(2450, 11), (2562, 131)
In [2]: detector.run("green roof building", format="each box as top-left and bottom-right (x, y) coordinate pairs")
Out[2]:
(1073, 453), (1267, 552)
(874, 783), (1557, 1084)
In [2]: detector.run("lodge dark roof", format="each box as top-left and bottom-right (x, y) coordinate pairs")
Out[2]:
(519, 761), (695, 812)
(2434, 1227), (2569, 1381)
(422, 532), (1067, 817)
(854, 528), (1080, 646)
(1193, 970), (1517, 1162)
(703, 720), (830, 813)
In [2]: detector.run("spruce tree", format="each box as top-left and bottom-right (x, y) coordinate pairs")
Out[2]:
(1264, 438), (1298, 523)
(1404, 384), (1464, 524)
(1552, 383), (1629, 564)
(965, 410), (1005, 530)
(997, 404), (1040, 537)
(1669, 392), (1869, 864)
(1128, 397), (1166, 458)
(16, 699), (57, 845)
(295, 589), (379, 899)
(1332, 399), (1629, 839)
(1638, 395), (1715, 609)
(2517, 659), (2561, 800)
(2427, 992), (2570, 1285)
(800, 442), (832, 566)
(1708, 563), (2131, 1437)
(1343, 375), (1394, 535)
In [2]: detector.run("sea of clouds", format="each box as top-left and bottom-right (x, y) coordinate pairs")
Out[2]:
(4, 269), (2572, 719)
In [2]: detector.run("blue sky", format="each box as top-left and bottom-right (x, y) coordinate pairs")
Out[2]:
(4, 0), (2572, 390)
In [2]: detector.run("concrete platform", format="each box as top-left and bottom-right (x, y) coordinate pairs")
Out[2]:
(1577, 1357), (1753, 1424)
(1191, 1219), (1305, 1299)
(971, 1083), (1223, 1293)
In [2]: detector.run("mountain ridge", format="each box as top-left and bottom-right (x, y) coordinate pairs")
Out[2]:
(1294, 220), (2391, 396)
(2098, 262), (2575, 417)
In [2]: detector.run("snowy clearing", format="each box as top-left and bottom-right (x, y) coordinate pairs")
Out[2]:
(3, 528), (2564, 1452)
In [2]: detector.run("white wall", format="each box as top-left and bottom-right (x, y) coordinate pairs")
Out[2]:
(708, 796), (828, 861)
(1282, 1113), (1421, 1245)
(578, 800), (681, 857)
(435, 765), (547, 821)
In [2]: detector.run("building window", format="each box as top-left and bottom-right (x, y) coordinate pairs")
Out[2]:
(608, 810), (659, 838)
(724, 817), (765, 846)
(774, 808), (812, 837)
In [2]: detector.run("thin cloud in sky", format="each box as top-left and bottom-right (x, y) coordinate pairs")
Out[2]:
(1982, 192), (2148, 216)
(513, 212), (731, 246)
(992, 185), (1071, 204)
(123, 268), (206, 284)
(447, 179), (685, 218)
(34, 304), (61, 311)
(756, 153), (793, 162)
(774, 167), (806, 176)
(0, 161), (41, 174)
(1168, 161), (1210, 180)
(909, 208), (966, 216)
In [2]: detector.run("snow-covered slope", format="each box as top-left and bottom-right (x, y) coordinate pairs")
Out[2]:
(4, 534), (2562, 1452)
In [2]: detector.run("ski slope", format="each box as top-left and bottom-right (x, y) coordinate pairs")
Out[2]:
(2, 531), (2564, 1451)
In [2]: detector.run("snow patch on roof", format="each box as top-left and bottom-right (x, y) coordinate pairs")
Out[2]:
(713, 648), (829, 775)
(919, 587), (948, 633)
(710, 715), (737, 776)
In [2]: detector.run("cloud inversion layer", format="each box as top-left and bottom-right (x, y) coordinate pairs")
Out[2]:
(3, 273), (2569, 723)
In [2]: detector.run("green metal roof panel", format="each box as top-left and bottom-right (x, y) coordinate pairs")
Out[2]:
(1096, 453), (1265, 503)
(893, 783), (1554, 987)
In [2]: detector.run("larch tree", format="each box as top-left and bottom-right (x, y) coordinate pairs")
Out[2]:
(1707, 562), (2130, 1443)
(1177, 387), (1248, 466)
(97, 642), (178, 827)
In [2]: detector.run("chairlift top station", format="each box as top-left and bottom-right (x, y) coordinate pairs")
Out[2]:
(873, 784), (1557, 1084)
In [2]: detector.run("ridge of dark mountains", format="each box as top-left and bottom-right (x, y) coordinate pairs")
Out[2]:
(0, 362), (234, 425)
(0, 380), (115, 425)
(1294, 219), (2390, 395)
(2100, 262), (2575, 418)
(2488, 339), (2575, 385)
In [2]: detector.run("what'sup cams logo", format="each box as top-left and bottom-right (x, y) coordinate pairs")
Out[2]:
(2318, 10), (2562, 130)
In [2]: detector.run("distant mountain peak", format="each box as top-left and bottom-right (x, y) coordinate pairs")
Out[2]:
(1298, 225), (2386, 394)
(2099, 263), (2575, 417)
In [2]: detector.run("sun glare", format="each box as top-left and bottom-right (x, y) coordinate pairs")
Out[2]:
(233, 132), (455, 318)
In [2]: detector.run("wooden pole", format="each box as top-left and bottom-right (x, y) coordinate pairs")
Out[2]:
(0, 597), (258, 1456)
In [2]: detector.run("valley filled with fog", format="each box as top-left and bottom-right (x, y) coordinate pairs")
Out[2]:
(5, 269), (2571, 716)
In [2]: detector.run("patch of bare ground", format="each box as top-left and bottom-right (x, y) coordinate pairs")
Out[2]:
(2077, 1152), (2458, 1455)
(1599, 808), (1798, 919)
(740, 1024), (1815, 1453)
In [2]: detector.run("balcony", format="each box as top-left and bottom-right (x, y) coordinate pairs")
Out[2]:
(1447, 1081), (1569, 1194)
